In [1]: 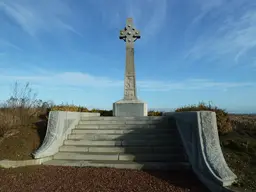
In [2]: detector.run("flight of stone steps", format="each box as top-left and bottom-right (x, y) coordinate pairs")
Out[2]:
(44, 116), (190, 170)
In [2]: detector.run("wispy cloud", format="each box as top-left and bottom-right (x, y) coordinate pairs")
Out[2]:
(0, 0), (81, 37)
(191, 0), (225, 24)
(185, 0), (256, 65)
(126, 0), (167, 40)
(0, 69), (253, 91)
(99, 0), (168, 40)
(0, 39), (22, 51)
(138, 79), (253, 91)
(0, 0), (167, 44)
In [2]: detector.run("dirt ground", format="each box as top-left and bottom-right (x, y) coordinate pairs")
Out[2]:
(220, 114), (256, 191)
(0, 114), (255, 191)
(0, 118), (46, 160)
(0, 166), (210, 192)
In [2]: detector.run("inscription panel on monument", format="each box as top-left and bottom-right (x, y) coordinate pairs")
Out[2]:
(124, 90), (134, 99)
(124, 76), (135, 99)
(125, 76), (134, 89)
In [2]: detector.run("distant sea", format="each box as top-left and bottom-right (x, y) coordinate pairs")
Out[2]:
(149, 108), (256, 115)
(87, 107), (256, 115)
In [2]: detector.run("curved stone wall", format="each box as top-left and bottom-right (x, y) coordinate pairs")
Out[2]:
(164, 111), (237, 192)
(32, 111), (100, 159)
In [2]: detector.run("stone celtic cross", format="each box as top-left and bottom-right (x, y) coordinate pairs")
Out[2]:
(119, 18), (140, 100)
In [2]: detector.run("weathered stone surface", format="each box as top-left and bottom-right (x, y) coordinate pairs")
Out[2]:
(32, 111), (100, 159)
(113, 18), (147, 116)
(164, 111), (237, 192)
(43, 160), (191, 170)
(0, 156), (53, 168)
(113, 99), (147, 116)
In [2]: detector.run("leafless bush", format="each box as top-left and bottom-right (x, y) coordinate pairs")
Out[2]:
(0, 82), (53, 137)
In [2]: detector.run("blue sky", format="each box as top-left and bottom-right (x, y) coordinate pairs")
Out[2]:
(0, 0), (256, 113)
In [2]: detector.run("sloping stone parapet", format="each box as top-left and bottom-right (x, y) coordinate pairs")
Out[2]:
(164, 111), (237, 192)
(32, 111), (100, 159)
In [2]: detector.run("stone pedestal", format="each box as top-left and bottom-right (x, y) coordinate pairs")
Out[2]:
(113, 99), (147, 117)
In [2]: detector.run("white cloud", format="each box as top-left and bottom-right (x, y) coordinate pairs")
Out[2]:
(99, 0), (168, 41)
(185, 0), (256, 65)
(126, 0), (167, 40)
(0, 39), (22, 51)
(0, 69), (253, 91)
(138, 79), (252, 91)
(0, 0), (81, 37)
(0, 0), (167, 43)
(190, 0), (225, 25)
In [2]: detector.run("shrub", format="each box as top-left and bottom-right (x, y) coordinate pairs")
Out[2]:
(51, 104), (89, 112)
(92, 109), (113, 116)
(50, 106), (113, 116)
(0, 82), (50, 137)
(175, 102), (233, 134)
(148, 110), (163, 116)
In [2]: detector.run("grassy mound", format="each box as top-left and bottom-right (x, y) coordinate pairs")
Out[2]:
(175, 102), (233, 135)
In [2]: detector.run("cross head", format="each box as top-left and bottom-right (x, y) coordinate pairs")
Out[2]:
(119, 18), (140, 44)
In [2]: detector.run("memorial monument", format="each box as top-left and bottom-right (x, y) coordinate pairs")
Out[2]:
(113, 18), (147, 116)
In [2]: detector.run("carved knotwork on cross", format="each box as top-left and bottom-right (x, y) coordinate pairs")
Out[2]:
(119, 18), (140, 44)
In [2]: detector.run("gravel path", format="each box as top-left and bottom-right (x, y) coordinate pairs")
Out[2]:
(0, 166), (209, 192)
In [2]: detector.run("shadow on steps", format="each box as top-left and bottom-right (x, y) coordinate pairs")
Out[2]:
(113, 116), (210, 191)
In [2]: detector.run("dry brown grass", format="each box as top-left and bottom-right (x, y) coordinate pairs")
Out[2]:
(0, 82), (52, 140)
(176, 102), (233, 134)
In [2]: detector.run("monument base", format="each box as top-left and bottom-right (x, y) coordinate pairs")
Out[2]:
(113, 99), (148, 117)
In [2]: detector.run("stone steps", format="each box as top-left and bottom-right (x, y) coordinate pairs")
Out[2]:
(80, 116), (165, 121)
(67, 133), (176, 140)
(43, 160), (191, 170)
(59, 145), (184, 153)
(78, 120), (164, 125)
(53, 152), (186, 161)
(75, 124), (170, 129)
(72, 128), (175, 134)
(64, 139), (182, 147)
(44, 116), (189, 170)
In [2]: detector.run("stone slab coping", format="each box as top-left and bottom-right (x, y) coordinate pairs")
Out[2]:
(0, 156), (53, 168)
(80, 116), (165, 120)
(114, 99), (146, 104)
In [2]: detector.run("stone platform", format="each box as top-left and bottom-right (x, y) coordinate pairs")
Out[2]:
(113, 99), (147, 117)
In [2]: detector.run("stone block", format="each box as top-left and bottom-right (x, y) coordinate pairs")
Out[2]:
(113, 99), (147, 117)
